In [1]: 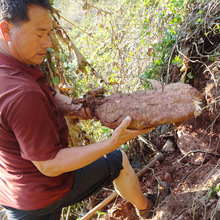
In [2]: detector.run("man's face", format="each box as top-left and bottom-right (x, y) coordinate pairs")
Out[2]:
(8, 5), (53, 65)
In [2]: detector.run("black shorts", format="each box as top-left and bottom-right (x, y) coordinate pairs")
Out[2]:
(51, 149), (123, 210)
(3, 150), (123, 220)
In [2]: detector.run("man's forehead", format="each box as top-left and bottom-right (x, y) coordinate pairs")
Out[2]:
(25, 8), (52, 31)
(27, 5), (52, 24)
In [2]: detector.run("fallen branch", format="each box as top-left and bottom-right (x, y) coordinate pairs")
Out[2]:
(177, 150), (220, 164)
(81, 153), (164, 220)
(138, 135), (160, 153)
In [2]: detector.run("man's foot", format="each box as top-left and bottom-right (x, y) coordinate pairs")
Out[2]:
(136, 194), (155, 219)
(136, 181), (170, 219)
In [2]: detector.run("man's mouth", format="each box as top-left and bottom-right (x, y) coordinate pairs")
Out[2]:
(37, 53), (46, 57)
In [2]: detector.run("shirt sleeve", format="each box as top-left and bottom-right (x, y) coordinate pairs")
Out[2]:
(4, 92), (62, 161)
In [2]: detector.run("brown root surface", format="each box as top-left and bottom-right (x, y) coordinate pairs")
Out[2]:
(73, 83), (202, 129)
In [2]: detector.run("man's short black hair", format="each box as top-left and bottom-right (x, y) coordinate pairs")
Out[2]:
(0, 0), (53, 25)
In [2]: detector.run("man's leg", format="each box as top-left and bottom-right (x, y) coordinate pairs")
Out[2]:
(113, 150), (151, 211)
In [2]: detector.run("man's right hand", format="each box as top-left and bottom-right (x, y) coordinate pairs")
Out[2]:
(110, 116), (155, 147)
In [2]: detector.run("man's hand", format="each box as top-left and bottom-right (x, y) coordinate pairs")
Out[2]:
(78, 107), (98, 121)
(110, 116), (154, 147)
(55, 92), (98, 121)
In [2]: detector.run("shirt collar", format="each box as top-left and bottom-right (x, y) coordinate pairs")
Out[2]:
(0, 53), (43, 80)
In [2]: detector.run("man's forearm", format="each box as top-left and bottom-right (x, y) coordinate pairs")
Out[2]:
(54, 92), (82, 117)
(32, 117), (154, 177)
(32, 138), (117, 177)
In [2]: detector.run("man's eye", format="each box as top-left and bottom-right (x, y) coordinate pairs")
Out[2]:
(37, 34), (43, 38)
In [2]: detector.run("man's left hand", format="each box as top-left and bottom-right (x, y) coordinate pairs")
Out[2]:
(79, 107), (99, 121)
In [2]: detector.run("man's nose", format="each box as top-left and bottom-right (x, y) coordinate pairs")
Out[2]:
(42, 36), (52, 49)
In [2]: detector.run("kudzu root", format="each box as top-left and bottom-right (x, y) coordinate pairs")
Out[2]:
(72, 82), (202, 129)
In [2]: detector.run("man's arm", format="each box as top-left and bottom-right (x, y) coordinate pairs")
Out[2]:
(54, 92), (93, 120)
(32, 117), (154, 177)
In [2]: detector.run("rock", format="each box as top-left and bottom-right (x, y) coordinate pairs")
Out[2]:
(164, 172), (173, 184)
(159, 181), (170, 201)
(162, 140), (174, 153)
(177, 129), (210, 154)
(197, 191), (206, 198)
(190, 152), (204, 165)
(154, 160), (160, 168)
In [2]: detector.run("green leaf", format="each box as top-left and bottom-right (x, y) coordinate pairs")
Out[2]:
(101, 127), (110, 133)
(120, 144), (129, 152)
(144, 18), (149, 23)
(53, 76), (60, 84)
(216, 183), (220, 192)
(97, 211), (106, 217)
(217, 24), (220, 33)
(187, 72), (194, 79)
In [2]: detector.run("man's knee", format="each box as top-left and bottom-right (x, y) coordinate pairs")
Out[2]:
(118, 150), (133, 174)
(120, 150), (130, 166)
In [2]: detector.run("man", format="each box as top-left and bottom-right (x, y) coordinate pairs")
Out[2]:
(0, 1), (154, 219)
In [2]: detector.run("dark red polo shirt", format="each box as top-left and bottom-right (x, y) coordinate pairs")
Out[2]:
(0, 53), (74, 210)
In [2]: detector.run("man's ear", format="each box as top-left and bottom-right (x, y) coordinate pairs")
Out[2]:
(0, 20), (11, 40)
